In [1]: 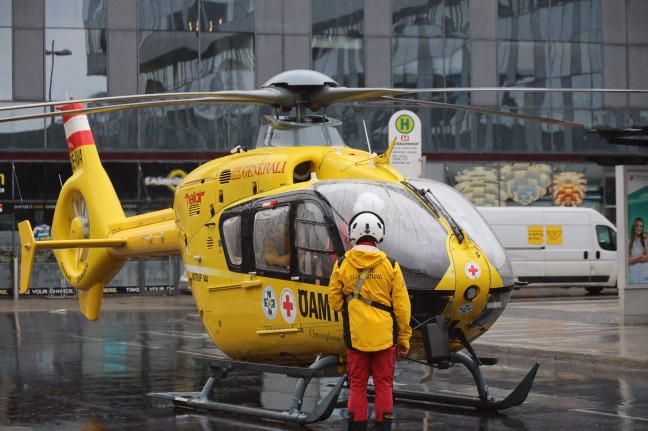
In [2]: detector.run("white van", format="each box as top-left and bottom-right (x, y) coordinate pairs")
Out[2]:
(476, 206), (617, 294)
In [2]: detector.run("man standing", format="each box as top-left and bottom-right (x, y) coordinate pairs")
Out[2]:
(329, 211), (412, 431)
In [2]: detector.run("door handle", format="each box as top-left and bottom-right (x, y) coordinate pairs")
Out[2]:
(596, 250), (600, 259)
(583, 251), (588, 259)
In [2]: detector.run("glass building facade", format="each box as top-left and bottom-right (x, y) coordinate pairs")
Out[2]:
(1, 0), (647, 294)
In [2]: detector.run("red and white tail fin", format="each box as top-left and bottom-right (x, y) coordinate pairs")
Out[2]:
(20, 103), (180, 319)
(45, 104), (126, 319)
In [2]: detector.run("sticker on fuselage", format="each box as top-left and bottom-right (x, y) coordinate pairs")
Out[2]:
(262, 286), (278, 320)
(458, 303), (473, 314)
(280, 288), (297, 324)
(465, 262), (481, 280)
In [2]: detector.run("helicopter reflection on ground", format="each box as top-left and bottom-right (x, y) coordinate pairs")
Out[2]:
(1, 297), (647, 431)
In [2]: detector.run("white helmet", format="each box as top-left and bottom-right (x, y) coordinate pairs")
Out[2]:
(348, 211), (385, 244)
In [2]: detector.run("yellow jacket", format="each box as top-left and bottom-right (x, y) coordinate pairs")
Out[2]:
(328, 244), (412, 352)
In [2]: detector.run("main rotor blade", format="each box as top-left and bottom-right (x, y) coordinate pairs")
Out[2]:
(311, 87), (412, 106)
(0, 96), (276, 123)
(309, 86), (648, 107)
(0, 87), (297, 113)
(3, 79), (647, 124)
(6, 86), (644, 114)
(420, 87), (648, 94)
(381, 96), (583, 127)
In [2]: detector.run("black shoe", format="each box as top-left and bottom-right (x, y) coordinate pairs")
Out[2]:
(348, 420), (368, 431)
(373, 412), (393, 431)
(347, 412), (368, 431)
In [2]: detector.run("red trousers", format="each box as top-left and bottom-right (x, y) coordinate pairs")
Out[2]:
(346, 346), (396, 422)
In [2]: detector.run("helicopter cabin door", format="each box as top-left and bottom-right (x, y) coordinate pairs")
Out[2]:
(249, 196), (341, 339)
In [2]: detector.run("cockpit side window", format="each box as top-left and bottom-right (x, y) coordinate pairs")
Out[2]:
(295, 202), (338, 279)
(222, 216), (243, 266)
(254, 206), (291, 273)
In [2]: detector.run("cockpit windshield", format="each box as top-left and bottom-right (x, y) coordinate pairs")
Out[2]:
(313, 180), (450, 290)
(407, 178), (514, 287)
(254, 115), (346, 148)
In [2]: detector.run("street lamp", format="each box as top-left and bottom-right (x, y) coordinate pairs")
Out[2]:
(45, 40), (72, 102)
(45, 40), (72, 145)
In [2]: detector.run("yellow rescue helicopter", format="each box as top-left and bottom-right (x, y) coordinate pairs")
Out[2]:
(4, 69), (606, 424)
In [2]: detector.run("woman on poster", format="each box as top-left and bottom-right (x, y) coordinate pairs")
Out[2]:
(628, 217), (648, 284)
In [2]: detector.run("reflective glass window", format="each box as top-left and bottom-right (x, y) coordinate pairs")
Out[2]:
(144, 258), (173, 288)
(596, 225), (616, 251)
(497, 0), (602, 112)
(549, 41), (602, 108)
(392, 0), (469, 99)
(127, 104), (263, 152)
(138, 0), (253, 32)
(139, 31), (254, 93)
(447, 161), (608, 210)
(295, 202), (337, 278)
(45, 29), (107, 101)
(497, 40), (550, 89)
(0, 105), (45, 150)
(108, 261), (139, 288)
(312, 0), (364, 87)
(393, 0), (468, 38)
(0, 0), (10, 26)
(313, 0), (364, 36)
(498, 0), (550, 41)
(46, 0), (106, 28)
(550, 0), (601, 43)
(255, 118), (345, 149)
(222, 216), (243, 265)
(0, 29), (11, 100)
(254, 206), (291, 273)
(393, 36), (469, 93)
(137, 28), (255, 151)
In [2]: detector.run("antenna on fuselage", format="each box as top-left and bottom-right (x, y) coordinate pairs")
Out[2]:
(362, 119), (373, 155)
(362, 120), (376, 168)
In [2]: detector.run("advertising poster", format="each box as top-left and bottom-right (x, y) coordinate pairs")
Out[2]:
(626, 170), (648, 285)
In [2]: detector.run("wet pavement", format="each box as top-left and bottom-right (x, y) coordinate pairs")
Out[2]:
(473, 293), (648, 371)
(0, 293), (647, 430)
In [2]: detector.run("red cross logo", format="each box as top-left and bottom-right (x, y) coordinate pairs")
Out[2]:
(280, 288), (297, 324)
(283, 294), (294, 317)
(465, 262), (481, 280)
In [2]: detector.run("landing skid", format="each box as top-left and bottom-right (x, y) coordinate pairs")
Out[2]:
(383, 351), (540, 411)
(148, 354), (346, 425)
(149, 351), (539, 424)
